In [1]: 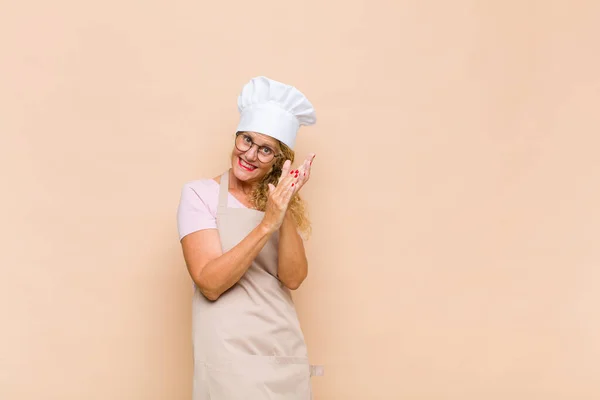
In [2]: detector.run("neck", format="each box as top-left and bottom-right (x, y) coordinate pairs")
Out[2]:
(229, 169), (257, 195)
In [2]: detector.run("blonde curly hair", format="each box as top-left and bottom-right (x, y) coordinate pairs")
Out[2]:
(248, 138), (312, 240)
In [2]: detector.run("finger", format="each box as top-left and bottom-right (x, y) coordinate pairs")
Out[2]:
(291, 181), (301, 197)
(274, 176), (298, 204)
(280, 159), (292, 180)
(268, 183), (276, 195)
(297, 154), (313, 177)
(295, 160), (309, 188)
(270, 183), (286, 206)
(296, 156), (309, 175)
(283, 180), (296, 203)
(304, 158), (312, 182)
(277, 170), (295, 192)
(295, 158), (310, 185)
(272, 182), (285, 200)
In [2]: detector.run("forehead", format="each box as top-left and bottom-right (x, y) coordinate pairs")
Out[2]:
(245, 131), (278, 148)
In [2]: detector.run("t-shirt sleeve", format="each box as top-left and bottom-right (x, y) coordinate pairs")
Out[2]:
(177, 182), (217, 240)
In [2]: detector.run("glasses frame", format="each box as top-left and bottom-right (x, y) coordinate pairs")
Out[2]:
(234, 132), (282, 163)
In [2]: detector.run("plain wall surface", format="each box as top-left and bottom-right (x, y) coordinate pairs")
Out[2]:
(2, 1), (600, 399)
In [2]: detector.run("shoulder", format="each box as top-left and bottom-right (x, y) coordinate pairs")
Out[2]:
(181, 178), (219, 194)
(177, 178), (221, 239)
(179, 178), (220, 209)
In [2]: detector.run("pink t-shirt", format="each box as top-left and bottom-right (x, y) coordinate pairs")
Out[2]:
(177, 178), (246, 241)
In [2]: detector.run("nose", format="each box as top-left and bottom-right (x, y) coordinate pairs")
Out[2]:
(244, 144), (259, 161)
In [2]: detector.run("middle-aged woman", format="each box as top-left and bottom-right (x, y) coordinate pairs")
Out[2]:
(177, 76), (321, 399)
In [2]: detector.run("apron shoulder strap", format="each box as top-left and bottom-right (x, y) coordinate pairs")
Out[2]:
(217, 169), (230, 210)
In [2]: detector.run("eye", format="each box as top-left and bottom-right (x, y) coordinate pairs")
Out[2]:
(243, 135), (252, 144)
(260, 146), (273, 155)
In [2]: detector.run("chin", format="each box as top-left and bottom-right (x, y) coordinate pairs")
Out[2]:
(232, 166), (249, 181)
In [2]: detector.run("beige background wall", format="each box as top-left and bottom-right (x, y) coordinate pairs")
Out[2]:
(2, 1), (600, 399)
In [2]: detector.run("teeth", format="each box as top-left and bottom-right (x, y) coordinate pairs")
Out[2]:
(240, 159), (255, 169)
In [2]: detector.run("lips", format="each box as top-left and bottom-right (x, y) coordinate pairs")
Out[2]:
(238, 157), (257, 171)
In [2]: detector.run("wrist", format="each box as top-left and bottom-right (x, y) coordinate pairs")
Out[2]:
(283, 209), (294, 221)
(281, 210), (296, 227)
(258, 220), (277, 236)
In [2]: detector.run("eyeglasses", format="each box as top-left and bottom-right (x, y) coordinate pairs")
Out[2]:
(235, 132), (282, 163)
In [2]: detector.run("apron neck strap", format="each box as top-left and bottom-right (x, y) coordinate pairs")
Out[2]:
(218, 169), (230, 209)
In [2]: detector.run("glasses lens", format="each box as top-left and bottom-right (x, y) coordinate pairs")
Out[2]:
(235, 134), (250, 152)
(258, 152), (274, 163)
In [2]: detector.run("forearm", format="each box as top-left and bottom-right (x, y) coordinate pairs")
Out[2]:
(198, 222), (273, 300)
(277, 212), (308, 290)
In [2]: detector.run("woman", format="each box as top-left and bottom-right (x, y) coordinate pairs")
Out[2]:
(177, 76), (319, 399)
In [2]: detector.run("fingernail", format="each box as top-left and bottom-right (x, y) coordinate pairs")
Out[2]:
(292, 183), (295, 187)
(304, 172), (306, 176)
(295, 174), (298, 178)
(290, 171), (294, 174)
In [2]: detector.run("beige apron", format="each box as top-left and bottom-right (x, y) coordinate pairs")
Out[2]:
(192, 170), (320, 399)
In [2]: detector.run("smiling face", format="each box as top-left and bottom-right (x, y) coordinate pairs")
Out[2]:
(231, 131), (281, 184)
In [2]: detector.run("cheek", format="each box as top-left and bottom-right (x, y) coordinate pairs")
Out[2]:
(231, 148), (243, 158)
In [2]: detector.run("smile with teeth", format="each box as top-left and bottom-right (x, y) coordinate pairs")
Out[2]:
(238, 157), (257, 171)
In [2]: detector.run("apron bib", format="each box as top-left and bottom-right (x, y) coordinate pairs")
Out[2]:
(192, 170), (319, 399)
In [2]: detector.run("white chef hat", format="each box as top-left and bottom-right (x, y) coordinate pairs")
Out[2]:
(236, 76), (316, 149)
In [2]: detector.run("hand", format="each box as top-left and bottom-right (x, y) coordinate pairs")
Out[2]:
(261, 160), (299, 233)
(281, 153), (316, 197)
(261, 154), (316, 233)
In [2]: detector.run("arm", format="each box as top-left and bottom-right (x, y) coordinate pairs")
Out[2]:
(277, 211), (308, 290)
(181, 222), (274, 301)
(180, 171), (297, 301)
(275, 152), (316, 290)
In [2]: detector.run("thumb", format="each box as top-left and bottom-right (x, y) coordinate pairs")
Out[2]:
(268, 183), (276, 194)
